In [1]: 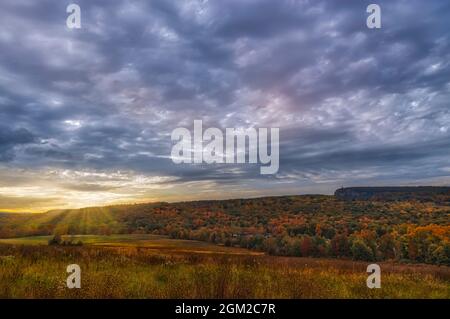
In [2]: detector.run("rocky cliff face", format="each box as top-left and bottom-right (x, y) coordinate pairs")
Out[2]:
(334, 186), (450, 202)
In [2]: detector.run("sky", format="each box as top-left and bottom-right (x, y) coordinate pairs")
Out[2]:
(0, 0), (449, 212)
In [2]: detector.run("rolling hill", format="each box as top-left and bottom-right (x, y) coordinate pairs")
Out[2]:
(0, 192), (449, 265)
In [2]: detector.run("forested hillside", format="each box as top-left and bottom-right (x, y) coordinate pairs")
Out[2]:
(0, 195), (449, 265)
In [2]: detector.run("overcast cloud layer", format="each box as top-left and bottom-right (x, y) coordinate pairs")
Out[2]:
(0, 0), (449, 212)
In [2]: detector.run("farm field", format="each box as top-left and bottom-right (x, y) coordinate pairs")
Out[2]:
(0, 234), (261, 255)
(0, 235), (448, 299)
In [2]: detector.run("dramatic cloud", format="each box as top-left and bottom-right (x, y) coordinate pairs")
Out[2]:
(0, 0), (449, 211)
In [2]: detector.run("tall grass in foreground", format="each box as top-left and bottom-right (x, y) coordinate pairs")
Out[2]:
(0, 244), (448, 298)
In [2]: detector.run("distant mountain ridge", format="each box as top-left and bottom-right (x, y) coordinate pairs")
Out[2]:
(335, 186), (450, 202)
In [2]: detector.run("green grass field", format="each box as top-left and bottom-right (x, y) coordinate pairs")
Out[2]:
(0, 235), (448, 298)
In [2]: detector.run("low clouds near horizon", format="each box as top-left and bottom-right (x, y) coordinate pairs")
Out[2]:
(0, 0), (449, 212)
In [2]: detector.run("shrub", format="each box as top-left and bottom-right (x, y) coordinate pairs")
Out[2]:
(48, 234), (62, 246)
(351, 239), (375, 261)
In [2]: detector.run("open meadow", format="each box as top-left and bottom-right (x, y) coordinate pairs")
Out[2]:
(0, 234), (262, 255)
(0, 234), (448, 299)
